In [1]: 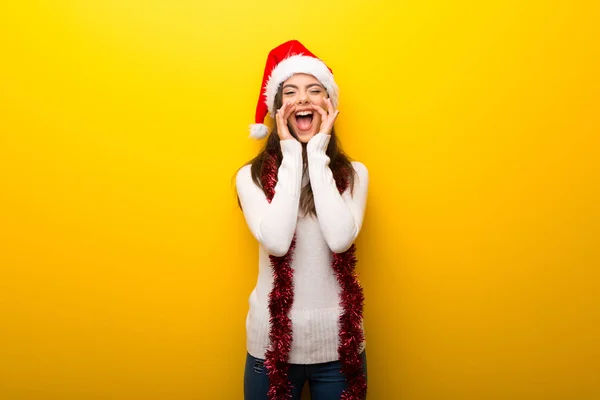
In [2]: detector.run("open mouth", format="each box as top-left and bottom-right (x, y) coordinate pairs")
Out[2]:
(294, 110), (314, 132)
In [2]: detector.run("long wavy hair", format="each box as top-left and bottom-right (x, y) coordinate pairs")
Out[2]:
(238, 84), (356, 217)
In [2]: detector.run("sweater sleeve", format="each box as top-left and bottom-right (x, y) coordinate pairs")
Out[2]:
(236, 139), (303, 256)
(306, 133), (369, 253)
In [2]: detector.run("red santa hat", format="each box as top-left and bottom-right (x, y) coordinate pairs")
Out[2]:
(249, 40), (339, 139)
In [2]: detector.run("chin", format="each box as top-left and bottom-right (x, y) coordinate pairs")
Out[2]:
(295, 131), (317, 143)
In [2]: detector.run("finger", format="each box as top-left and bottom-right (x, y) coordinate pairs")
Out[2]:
(277, 103), (295, 139)
(283, 104), (297, 120)
(311, 103), (328, 121)
(333, 109), (340, 122)
(278, 101), (290, 116)
(326, 98), (335, 116)
(276, 109), (287, 134)
(280, 101), (292, 122)
(277, 102), (290, 124)
(310, 104), (330, 133)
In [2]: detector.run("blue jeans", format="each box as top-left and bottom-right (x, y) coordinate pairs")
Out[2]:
(244, 351), (367, 400)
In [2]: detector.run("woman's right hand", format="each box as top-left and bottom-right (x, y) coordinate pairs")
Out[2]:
(276, 101), (297, 141)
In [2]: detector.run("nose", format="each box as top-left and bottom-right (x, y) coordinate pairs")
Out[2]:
(297, 91), (309, 104)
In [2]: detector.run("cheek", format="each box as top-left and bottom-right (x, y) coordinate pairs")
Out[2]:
(312, 96), (327, 109)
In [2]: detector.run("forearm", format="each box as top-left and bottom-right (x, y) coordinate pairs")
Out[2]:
(307, 133), (362, 253)
(237, 139), (303, 256)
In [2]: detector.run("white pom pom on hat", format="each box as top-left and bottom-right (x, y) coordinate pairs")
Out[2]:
(248, 40), (338, 140)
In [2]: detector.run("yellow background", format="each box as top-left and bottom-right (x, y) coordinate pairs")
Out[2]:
(1, 1), (599, 399)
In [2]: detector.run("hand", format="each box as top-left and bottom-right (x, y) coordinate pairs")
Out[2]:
(275, 101), (297, 141)
(311, 98), (339, 136)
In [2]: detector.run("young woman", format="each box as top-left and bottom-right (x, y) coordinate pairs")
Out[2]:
(236, 40), (369, 400)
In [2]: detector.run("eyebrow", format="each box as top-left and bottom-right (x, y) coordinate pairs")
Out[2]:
(282, 83), (325, 90)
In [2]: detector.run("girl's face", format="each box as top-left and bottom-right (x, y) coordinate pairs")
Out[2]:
(281, 73), (329, 143)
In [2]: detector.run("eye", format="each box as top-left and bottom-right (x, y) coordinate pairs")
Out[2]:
(283, 92), (295, 95)
(310, 90), (322, 94)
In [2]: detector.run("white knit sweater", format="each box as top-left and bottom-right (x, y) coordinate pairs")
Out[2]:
(236, 133), (369, 364)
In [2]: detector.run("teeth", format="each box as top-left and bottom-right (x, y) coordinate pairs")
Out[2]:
(295, 111), (313, 117)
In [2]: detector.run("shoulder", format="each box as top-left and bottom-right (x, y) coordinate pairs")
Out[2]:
(347, 161), (369, 194)
(237, 164), (252, 178)
(235, 164), (254, 190)
(350, 161), (369, 180)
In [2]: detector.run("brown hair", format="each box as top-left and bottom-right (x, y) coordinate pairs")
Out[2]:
(238, 84), (355, 217)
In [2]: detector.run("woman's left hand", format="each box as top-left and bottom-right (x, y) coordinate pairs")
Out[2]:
(311, 98), (339, 136)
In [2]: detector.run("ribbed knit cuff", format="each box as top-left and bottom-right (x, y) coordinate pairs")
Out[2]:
(306, 132), (331, 156)
(306, 133), (333, 192)
(277, 139), (303, 198)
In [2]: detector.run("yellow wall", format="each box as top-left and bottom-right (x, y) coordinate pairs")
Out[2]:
(1, 1), (599, 399)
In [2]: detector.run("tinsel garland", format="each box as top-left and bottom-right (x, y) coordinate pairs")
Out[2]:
(260, 150), (367, 400)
